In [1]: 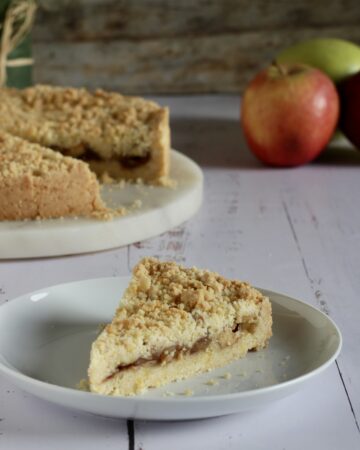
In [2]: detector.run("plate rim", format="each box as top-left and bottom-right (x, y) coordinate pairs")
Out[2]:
(0, 276), (343, 406)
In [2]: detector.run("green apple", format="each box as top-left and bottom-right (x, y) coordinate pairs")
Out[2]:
(277, 38), (360, 84)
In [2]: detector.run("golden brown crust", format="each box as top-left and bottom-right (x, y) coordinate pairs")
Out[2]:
(0, 132), (106, 220)
(88, 258), (272, 395)
(0, 85), (170, 183)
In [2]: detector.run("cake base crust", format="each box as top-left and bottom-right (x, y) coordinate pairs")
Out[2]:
(90, 297), (272, 396)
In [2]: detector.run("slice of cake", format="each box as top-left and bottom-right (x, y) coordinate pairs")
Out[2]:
(0, 85), (170, 184)
(88, 258), (272, 396)
(0, 132), (106, 220)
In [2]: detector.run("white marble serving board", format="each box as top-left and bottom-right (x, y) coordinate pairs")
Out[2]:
(0, 150), (203, 259)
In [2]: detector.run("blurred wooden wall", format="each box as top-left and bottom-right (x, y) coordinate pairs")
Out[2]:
(32, 0), (360, 93)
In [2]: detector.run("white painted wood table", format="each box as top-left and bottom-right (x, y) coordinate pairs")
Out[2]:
(1, 96), (359, 449)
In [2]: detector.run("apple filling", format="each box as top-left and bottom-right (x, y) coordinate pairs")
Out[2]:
(118, 152), (151, 169)
(50, 144), (152, 169)
(102, 320), (260, 383)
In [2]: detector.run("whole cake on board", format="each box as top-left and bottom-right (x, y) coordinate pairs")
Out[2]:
(0, 85), (171, 220)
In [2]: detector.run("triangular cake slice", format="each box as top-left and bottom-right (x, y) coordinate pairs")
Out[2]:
(0, 132), (106, 220)
(88, 258), (272, 396)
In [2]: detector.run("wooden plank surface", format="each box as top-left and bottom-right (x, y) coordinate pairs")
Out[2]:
(134, 371), (358, 450)
(32, 0), (360, 93)
(33, 26), (360, 93)
(1, 95), (360, 449)
(34, 0), (360, 40)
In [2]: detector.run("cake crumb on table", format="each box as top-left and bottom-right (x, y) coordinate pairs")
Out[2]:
(76, 378), (90, 391)
(183, 389), (194, 397)
(91, 206), (127, 221)
(222, 372), (232, 380)
(206, 379), (219, 386)
(131, 199), (142, 209)
(163, 391), (175, 397)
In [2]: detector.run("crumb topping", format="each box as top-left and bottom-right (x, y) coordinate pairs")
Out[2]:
(0, 131), (87, 180)
(0, 85), (167, 159)
(90, 258), (268, 382)
(0, 131), (111, 219)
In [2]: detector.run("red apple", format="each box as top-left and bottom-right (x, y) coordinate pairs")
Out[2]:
(339, 71), (360, 149)
(241, 64), (340, 166)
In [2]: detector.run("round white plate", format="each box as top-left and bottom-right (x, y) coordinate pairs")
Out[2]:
(0, 150), (203, 259)
(0, 277), (341, 420)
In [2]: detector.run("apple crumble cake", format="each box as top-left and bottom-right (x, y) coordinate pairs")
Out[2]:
(0, 132), (106, 220)
(88, 258), (272, 396)
(0, 85), (170, 184)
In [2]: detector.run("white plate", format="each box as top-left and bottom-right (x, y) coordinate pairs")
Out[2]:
(0, 277), (341, 420)
(0, 150), (203, 259)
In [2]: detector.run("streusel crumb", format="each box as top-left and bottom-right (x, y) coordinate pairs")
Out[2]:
(0, 85), (170, 183)
(88, 258), (272, 396)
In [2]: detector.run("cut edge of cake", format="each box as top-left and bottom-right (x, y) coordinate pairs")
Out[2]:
(88, 258), (272, 396)
(86, 106), (170, 185)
